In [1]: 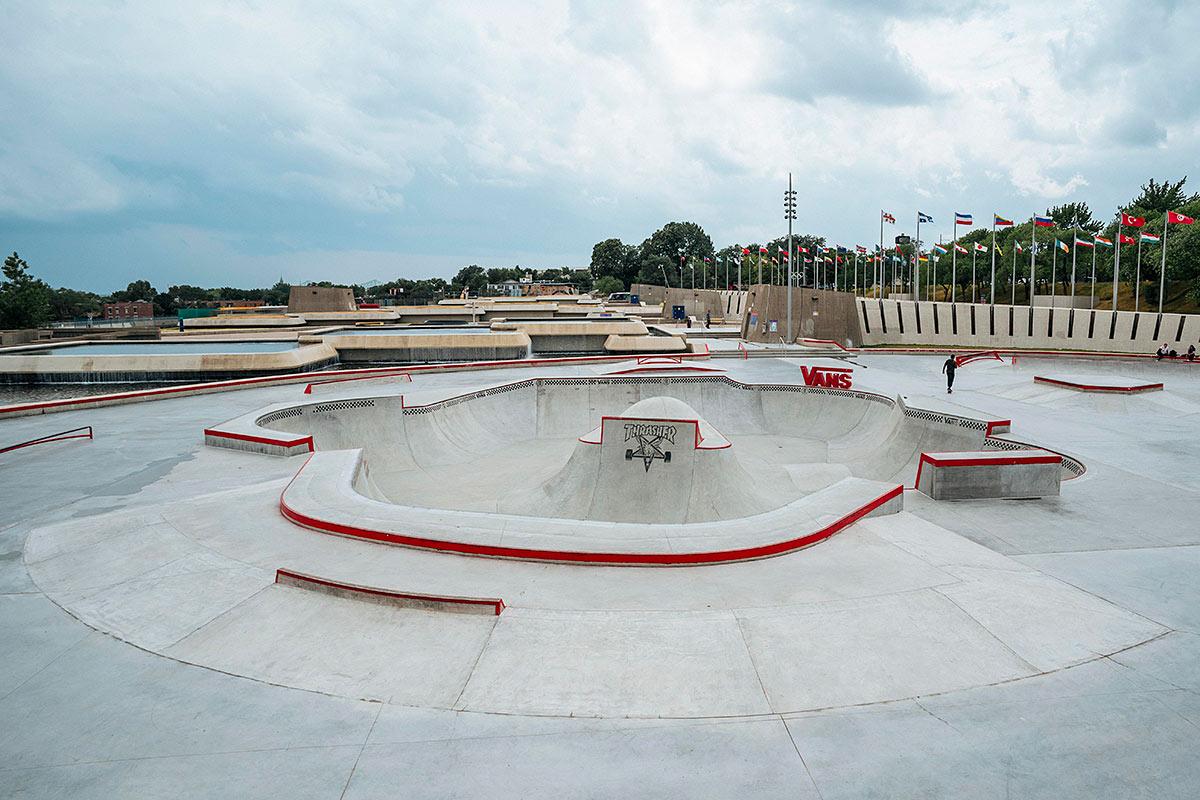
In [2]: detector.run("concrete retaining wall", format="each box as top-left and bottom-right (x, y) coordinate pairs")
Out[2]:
(857, 299), (1200, 354)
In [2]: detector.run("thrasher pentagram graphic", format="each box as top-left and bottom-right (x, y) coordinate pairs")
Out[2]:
(623, 423), (676, 472)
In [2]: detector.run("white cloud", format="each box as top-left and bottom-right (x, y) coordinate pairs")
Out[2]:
(0, 0), (1197, 288)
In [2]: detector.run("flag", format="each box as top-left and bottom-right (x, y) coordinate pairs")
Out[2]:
(932, 244), (948, 255)
(804, 258), (812, 263)
(1118, 233), (1136, 244)
(824, 256), (833, 263)
(1093, 235), (1113, 247)
(1034, 215), (1054, 227)
(741, 247), (750, 255)
(954, 243), (967, 254)
(918, 212), (934, 223)
(995, 244), (1004, 256)
(1015, 240), (1024, 253)
(855, 245), (867, 253)
(759, 246), (768, 253)
(1074, 237), (1094, 249)
(973, 242), (988, 252)
(1168, 211), (1196, 225)
(837, 246), (849, 253)
(798, 246), (808, 253)
(955, 212), (973, 225)
(1056, 239), (1069, 253)
(994, 214), (1014, 227)
(918, 255), (929, 263)
(1140, 233), (1161, 243)
(882, 211), (896, 224)
(836, 256), (844, 263)
(1121, 213), (1146, 227)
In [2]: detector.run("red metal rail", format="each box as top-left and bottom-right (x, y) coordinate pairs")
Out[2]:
(0, 425), (93, 455)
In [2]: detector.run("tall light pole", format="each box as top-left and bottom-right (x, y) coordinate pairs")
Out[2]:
(784, 175), (797, 343)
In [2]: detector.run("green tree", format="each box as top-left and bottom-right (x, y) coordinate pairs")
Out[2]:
(0, 252), (52, 329)
(594, 275), (624, 296)
(1130, 177), (1199, 213)
(47, 287), (103, 321)
(1046, 202), (1102, 234)
(453, 265), (486, 295)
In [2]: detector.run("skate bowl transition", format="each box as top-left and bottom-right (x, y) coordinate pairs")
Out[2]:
(207, 375), (1078, 565)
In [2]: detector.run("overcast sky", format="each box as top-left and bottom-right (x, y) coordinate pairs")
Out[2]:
(1, 0), (1197, 292)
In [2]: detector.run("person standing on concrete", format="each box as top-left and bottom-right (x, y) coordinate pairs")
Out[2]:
(704, 311), (711, 329)
(942, 354), (957, 394)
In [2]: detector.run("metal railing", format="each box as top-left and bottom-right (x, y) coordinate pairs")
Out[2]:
(0, 426), (93, 455)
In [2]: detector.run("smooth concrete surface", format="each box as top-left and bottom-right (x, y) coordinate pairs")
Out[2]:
(2, 354), (1199, 798)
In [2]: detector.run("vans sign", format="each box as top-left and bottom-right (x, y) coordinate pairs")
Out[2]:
(800, 365), (854, 390)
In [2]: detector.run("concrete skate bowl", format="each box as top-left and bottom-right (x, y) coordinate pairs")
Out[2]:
(216, 375), (1078, 565)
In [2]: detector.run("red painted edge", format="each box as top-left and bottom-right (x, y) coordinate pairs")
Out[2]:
(984, 419), (1012, 436)
(913, 450), (1061, 491)
(604, 365), (725, 375)
(278, 469), (903, 566)
(0, 426), (93, 455)
(304, 371), (412, 394)
(275, 568), (504, 615)
(799, 337), (856, 353)
(1032, 376), (1164, 393)
(204, 428), (315, 452)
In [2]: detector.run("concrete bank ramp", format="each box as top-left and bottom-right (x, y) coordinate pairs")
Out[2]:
(501, 397), (787, 523)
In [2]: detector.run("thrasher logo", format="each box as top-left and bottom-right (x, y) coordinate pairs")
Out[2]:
(623, 423), (676, 472)
(800, 366), (853, 389)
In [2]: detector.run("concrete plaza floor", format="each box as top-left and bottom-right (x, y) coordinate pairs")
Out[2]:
(1, 353), (1199, 798)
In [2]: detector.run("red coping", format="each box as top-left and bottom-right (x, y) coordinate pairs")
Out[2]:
(204, 428), (315, 452)
(577, 415), (729, 450)
(913, 450), (1061, 490)
(799, 338), (856, 352)
(1032, 376), (1164, 393)
(985, 420), (1012, 436)
(275, 568), (504, 615)
(304, 371), (412, 394)
(279, 462), (903, 566)
(0, 425), (93, 455)
(604, 365), (725, 375)
(955, 351), (1004, 367)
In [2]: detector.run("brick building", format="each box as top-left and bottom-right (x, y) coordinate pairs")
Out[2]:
(102, 300), (154, 320)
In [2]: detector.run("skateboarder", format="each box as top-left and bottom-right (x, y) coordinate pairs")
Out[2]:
(942, 354), (957, 394)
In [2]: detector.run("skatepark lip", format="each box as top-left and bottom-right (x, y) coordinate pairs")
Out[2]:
(577, 415), (730, 449)
(1032, 375), (1164, 393)
(278, 455), (904, 566)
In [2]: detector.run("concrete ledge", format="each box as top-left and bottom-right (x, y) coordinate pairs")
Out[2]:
(275, 568), (504, 615)
(1033, 375), (1164, 393)
(603, 334), (687, 353)
(328, 331), (531, 362)
(916, 450), (1062, 500)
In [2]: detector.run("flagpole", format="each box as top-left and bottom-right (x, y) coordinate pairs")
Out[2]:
(1029, 217), (1036, 308)
(1114, 216), (1122, 311)
(1090, 243), (1097, 310)
(1070, 219), (1078, 305)
(1011, 244), (1017, 305)
(1051, 240), (1057, 306)
(786, 173), (793, 343)
(971, 248), (977, 303)
(915, 213), (922, 301)
(878, 212), (884, 298)
(1135, 237), (1142, 312)
(990, 217), (997, 304)
(951, 216), (958, 303)
(1159, 213), (1169, 314)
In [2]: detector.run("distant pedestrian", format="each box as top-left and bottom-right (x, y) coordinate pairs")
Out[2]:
(1188, 345), (1196, 362)
(704, 311), (711, 329)
(942, 354), (957, 394)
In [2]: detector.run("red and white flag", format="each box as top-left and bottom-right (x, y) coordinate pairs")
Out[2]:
(1121, 213), (1146, 227)
(1167, 211), (1195, 225)
(882, 211), (896, 224)
(1118, 233), (1136, 245)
